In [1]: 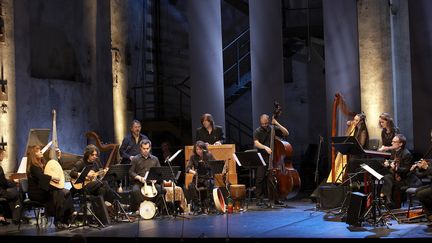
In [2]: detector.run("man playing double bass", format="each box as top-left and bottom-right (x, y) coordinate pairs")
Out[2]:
(253, 114), (289, 206)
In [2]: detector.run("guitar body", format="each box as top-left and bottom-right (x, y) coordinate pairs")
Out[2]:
(44, 159), (65, 189)
(71, 169), (106, 190)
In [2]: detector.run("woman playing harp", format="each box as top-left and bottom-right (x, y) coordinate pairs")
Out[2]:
(327, 94), (369, 183)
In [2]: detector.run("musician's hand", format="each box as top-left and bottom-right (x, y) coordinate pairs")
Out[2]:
(384, 160), (390, 167)
(51, 177), (60, 183)
(189, 169), (196, 175)
(378, 146), (387, 152)
(214, 141), (222, 145)
(265, 146), (272, 155)
(410, 164), (417, 171)
(55, 149), (62, 159)
(390, 162), (396, 170)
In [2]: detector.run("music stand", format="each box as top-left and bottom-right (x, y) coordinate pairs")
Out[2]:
(145, 166), (186, 219)
(70, 166), (105, 230)
(207, 160), (225, 177)
(233, 151), (266, 207)
(331, 136), (365, 184)
(359, 163), (399, 227)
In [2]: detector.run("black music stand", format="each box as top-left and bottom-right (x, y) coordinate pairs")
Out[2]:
(145, 166), (186, 219)
(359, 163), (399, 227)
(207, 160), (225, 178)
(70, 166), (105, 230)
(331, 136), (365, 184)
(233, 151), (266, 207)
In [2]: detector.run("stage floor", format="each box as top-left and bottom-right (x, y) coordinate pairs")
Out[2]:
(1, 198), (432, 242)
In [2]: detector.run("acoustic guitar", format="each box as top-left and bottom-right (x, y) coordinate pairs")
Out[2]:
(71, 168), (108, 190)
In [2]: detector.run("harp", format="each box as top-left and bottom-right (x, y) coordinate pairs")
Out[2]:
(327, 93), (356, 183)
(85, 131), (119, 168)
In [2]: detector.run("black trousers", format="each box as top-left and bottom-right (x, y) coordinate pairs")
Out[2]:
(130, 183), (162, 212)
(0, 187), (21, 221)
(416, 185), (432, 216)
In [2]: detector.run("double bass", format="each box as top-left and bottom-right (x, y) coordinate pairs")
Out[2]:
(268, 101), (301, 200)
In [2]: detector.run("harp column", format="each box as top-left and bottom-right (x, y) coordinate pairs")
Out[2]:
(249, 0), (285, 129)
(357, 0), (412, 148)
(187, 0), (225, 140)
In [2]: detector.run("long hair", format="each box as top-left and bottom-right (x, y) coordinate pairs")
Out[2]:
(26, 145), (44, 173)
(379, 112), (398, 133)
(193, 140), (208, 157)
(200, 113), (215, 129)
(83, 144), (100, 161)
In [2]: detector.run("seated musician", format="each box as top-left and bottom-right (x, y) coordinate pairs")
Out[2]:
(195, 113), (224, 146)
(129, 139), (161, 213)
(377, 112), (400, 152)
(380, 134), (416, 208)
(26, 145), (73, 229)
(0, 149), (21, 225)
(185, 140), (215, 213)
(410, 159), (432, 223)
(69, 144), (116, 205)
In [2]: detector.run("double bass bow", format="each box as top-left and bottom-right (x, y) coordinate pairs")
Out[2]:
(268, 101), (301, 200)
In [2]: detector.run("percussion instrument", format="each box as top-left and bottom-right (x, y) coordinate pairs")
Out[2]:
(229, 184), (246, 211)
(213, 188), (226, 213)
(139, 201), (157, 219)
(141, 180), (157, 198)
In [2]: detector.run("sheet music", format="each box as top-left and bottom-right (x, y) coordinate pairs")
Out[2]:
(360, 163), (383, 180)
(232, 153), (242, 166)
(17, 157), (27, 173)
(41, 141), (53, 154)
(257, 153), (267, 166)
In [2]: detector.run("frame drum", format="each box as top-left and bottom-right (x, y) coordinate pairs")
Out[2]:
(213, 188), (226, 213)
(139, 201), (157, 219)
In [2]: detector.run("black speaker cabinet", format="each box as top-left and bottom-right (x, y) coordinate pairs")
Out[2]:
(346, 192), (367, 226)
(90, 195), (111, 226)
(319, 185), (347, 209)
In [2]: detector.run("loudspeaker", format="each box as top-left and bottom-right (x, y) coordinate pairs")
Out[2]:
(318, 185), (347, 209)
(90, 195), (111, 226)
(346, 192), (367, 226)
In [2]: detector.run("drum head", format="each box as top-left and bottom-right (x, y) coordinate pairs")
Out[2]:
(139, 201), (157, 219)
(213, 188), (226, 213)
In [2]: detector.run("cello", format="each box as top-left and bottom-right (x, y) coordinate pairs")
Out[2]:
(268, 101), (301, 200)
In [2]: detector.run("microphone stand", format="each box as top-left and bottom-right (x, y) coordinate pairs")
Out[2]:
(165, 149), (189, 219)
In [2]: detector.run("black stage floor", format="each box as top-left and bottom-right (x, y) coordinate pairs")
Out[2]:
(1, 198), (432, 243)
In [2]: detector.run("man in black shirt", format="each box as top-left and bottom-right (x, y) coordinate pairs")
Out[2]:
(129, 139), (161, 212)
(253, 114), (289, 206)
(0, 149), (21, 224)
(195, 113), (224, 145)
(119, 120), (149, 164)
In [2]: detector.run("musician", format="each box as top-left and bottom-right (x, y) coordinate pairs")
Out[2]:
(380, 134), (414, 207)
(185, 140), (216, 211)
(119, 120), (149, 164)
(26, 145), (73, 229)
(253, 114), (289, 206)
(347, 113), (369, 149)
(0, 149), (21, 225)
(69, 144), (115, 204)
(378, 112), (400, 152)
(195, 113), (225, 145)
(129, 139), (161, 213)
(410, 159), (432, 222)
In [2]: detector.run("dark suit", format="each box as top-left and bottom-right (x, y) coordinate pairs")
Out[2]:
(0, 166), (20, 221)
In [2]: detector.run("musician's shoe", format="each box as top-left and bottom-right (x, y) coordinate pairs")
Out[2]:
(274, 200), (285, 206)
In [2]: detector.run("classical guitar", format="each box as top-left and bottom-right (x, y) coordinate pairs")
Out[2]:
(71, 168), (108, 190)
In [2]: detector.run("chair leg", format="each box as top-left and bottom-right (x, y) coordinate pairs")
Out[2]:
(406, 195), (412, 218)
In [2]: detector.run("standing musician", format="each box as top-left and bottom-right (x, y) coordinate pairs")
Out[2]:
(26, 145), (73, 229)
(129, 139), (161, 213)
(69, 144), (116, 205)
(410, 159), (432, 223)
(0, 149), (21, 225)
(185, 140), (215, 212)
(253, 114), (289, 206)
(195, 113), (225, 145)
(119, 120), (149, 164)
(380, 134), (414, 208)
(378, 112), (400, 152)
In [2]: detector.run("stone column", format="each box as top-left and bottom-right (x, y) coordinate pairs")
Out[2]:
(249, 0), (285, 129)
(188, 0), (225, 141)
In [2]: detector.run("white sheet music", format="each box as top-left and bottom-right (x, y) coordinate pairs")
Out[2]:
(360, 163), (383, 180)
(233, 153), (242, 166)
(257, 153), (266, 166)
(17, 157), (27, 173)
